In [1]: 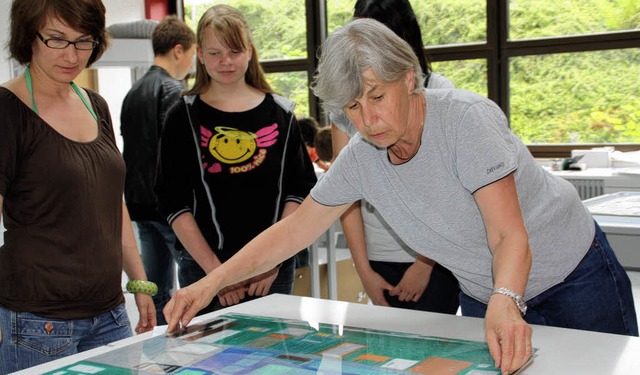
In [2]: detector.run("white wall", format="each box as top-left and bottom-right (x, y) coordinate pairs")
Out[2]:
(0, 0), (12, 82)
(99, 0), (147, 152)
(104, 0), (146, 26)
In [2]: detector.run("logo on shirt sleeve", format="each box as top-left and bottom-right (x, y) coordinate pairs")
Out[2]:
(486, 161), (505, 175)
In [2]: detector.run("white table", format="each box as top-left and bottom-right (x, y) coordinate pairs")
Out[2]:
(14, 294), (640, 375)
(583, 192), (640, 271)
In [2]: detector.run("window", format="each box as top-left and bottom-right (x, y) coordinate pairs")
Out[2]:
(183, 0), (640, 155)
(510, 49), (640, 144)
(505, 0), (640, 150)
(266, 71), (311, 116)
(432, 59), (487, 97)
(416, 0), (486, 45)
(184, 0), (307, 60)
(509, 0), (640, 39)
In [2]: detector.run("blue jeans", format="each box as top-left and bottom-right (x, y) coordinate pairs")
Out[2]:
(0, 303), (132, 374)
(177, 246), (295, 316)
(460, 222), (638, 336)
(136, 220), (180, 325)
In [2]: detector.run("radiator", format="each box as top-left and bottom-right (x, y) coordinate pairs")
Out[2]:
(567, 179), (605, 200)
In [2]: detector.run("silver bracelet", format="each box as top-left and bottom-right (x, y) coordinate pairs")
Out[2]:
(492, 287), (527, 316)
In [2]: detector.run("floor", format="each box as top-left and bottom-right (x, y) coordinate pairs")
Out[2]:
(125, 270), (640, 332)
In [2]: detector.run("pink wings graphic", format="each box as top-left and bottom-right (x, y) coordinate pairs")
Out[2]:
(200, 126), (213, 147)
(256, 123), (279, 147)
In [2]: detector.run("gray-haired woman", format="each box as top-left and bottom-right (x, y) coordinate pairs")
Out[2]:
(162, 18), (637, 375)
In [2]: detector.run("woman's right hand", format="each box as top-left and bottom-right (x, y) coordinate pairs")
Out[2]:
(485, 293), (533, 374)
(163, 279), (218, 332)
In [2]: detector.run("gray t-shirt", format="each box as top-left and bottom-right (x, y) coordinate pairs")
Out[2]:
(329, 73), (454, 262)
(427, 72), (456, 89)
(313, 88), (594, 302)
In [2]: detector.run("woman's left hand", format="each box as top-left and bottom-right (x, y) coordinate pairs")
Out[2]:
(485, 294), (533, 374)
(133, 293), (156, 334)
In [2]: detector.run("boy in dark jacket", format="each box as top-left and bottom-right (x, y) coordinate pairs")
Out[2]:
(120, 15), (196, 325)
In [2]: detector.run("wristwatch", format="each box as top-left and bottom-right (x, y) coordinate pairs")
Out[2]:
(492, 287), (527, 316)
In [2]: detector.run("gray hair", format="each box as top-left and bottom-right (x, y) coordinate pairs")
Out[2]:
(311, 18), (425, 116)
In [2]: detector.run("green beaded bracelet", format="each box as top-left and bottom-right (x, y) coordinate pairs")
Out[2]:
(126, 280), (158, 296)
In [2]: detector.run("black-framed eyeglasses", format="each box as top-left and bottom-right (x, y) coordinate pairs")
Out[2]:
(36, 32), (98, 51)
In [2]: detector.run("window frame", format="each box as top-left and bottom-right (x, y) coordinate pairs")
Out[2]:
(180, 0), (640, 157)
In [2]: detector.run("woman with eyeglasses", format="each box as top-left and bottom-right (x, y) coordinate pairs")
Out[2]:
(0, 0), (155, 372)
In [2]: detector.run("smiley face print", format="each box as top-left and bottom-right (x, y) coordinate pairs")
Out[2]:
(200, 124), (280, 173)
(208, 126), (257, 164)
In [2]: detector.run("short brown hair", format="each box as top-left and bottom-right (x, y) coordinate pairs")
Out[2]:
(298, 116), (320, 148)
(8, 0), (109, 67)
(315, 126), (334, 162)
(152, 15), (196, 56)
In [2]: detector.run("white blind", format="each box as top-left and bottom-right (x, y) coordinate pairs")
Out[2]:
(104, 0), (146, 26)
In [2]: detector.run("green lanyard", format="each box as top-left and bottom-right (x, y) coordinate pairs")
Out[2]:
(24, 66), (98, 121)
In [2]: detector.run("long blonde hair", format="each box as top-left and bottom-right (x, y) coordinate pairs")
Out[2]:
(185, 4), (272, 96)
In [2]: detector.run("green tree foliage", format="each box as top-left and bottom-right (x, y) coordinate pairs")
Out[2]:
(510, 0), (640, 39)
(185, 0), (307, 60)
(506, 0), (640, 143)
(511, 49), (640, 143)
(414, 0), (486, 45)
(432, 59), (487, 96)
